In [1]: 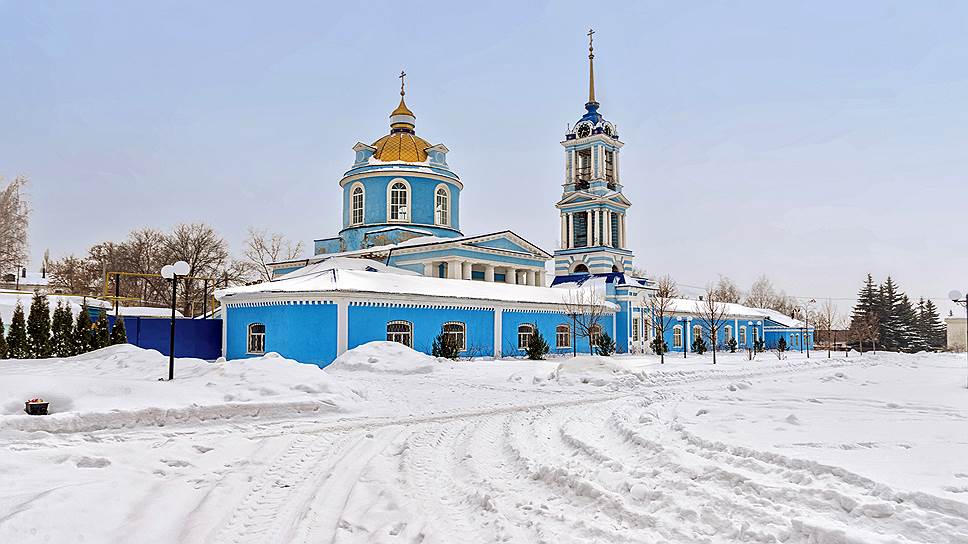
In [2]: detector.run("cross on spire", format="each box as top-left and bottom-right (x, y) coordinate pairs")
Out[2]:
(399, 70), (406, 96)
(586, 29), (596, 104)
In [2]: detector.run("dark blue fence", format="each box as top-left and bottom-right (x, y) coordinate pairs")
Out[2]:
(108, 316), (222, 360)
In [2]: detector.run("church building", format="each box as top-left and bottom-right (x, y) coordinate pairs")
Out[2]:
(216, 33), (812, 366)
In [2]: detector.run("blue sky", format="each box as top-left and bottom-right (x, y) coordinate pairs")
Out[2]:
(2, 1), (967, 314)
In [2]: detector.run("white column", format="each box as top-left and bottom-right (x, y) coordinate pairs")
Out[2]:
(448, 260), (461, 279)
(462, 261), (472, 280)
(423, 262), (435, 277)
(567, 213), (574, 249)
(685, 320), (692, 351)
(538, 270), (546, 287)
(589, 210), (596, 246)
(494, 307), (503, 358)
(337, 299), (349, 355)
(506, 267), (517, 285)
(619, 213), (626, 248)
(560, 214), (566, 249)
(605, 210), (612, 247)
(485, 264), (495, 282)
(526, 270), (536, 286)
(614, 149), (620, 183)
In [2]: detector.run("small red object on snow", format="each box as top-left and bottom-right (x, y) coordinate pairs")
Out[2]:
(25, 398), (49, 416)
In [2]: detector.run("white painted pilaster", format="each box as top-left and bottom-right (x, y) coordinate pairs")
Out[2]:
(567, 213), (574, 249)
(423, 262), (435, 277)
(462, 261), (472, 280)
(337, 299), (349, 355)
(494, 308), (503, 358)
(485, 264), (495, 282)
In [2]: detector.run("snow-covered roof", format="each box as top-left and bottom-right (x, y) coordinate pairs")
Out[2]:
(218, 262), (615, 310)
(113, 306), (185, 318)
(277, 257), (419, 280)
(755, 307), (805, 328)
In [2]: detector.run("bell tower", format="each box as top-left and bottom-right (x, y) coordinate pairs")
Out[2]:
(554, 30), (633, 278)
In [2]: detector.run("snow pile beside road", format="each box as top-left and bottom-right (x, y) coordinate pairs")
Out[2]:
(0, 345), (361, 432)
(329, 341), (450, 375)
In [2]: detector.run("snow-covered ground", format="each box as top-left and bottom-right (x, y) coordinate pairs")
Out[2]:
(1, 344), (966, 543)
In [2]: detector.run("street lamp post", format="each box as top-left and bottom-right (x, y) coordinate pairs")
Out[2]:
(678, 316), (692, 358)
(160, 260), (190, 380)
(794, 299), (816, 358)
(949, 290), (968, 389)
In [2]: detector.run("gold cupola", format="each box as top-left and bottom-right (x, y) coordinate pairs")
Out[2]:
(371, 71), (430, 162)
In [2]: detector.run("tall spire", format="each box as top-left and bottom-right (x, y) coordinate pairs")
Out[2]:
(390, 69), (416, 133)
(587, 28), (596, 104)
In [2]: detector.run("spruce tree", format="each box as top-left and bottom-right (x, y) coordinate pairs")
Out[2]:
(525, 325), (550, 360)
(26, 292), (52, 358)
(110, 316), (128, 345)
(849, 274), (880, 350)
(878, 277), (901, 351)
(7, 303), (29, 358)
(894, 293), (925, 352)
(74, 306), (94, 355)
(93, 312), (111, 350)
(50, 302), (74, 357)
(0, 317), (7, 359)
(594, 331), (616, 356)
(919, 299), (946, 350)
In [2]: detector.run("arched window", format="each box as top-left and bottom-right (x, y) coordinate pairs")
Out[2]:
(739, 326), (747, 345)
(643, 320), (651, 341)
(350, 184), (365, 225)
(556, 324), (571, 348)
(434, 185), (449, 226)
(724, 325), (733, 341)
(573, 263), (589, 274)
(387, 320), (413, 348)
(388, 180), (410, 221)
(442, 321), (466, 351)
(693, 325), (703, 344)
(517, 324), (535, 350)
(589, 324), (602, 346)
(247, 323), (266, 354)
(673, 325), (683, 348)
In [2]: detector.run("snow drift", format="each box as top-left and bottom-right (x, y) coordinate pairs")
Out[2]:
(0, 344), (361, 432)
(328, 341), (450, 375)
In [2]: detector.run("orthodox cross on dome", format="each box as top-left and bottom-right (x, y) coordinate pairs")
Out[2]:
(399, 70), (407, 96)
(587, 28), (596, 104)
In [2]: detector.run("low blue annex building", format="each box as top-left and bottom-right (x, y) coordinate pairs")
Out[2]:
(216, 35), (813, 366)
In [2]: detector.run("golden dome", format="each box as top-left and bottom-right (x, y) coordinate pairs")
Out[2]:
(391, 97), (414, 118)
(372, 131), (431, 162)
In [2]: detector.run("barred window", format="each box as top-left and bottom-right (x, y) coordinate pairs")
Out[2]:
(442, 321), (465, 351)
(387, 320), (413, 348)
(247, 323), (266, 354)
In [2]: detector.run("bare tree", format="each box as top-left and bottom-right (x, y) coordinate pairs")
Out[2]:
(242, 227), (305, 282)
(851, 312), (880, 354)
(0, 176), (30, 274)
(815, 298), (838, 358)
(744, 274), (797, 314)
(711, 275), (742, 304)
(563, 286), (610, 355)
(697, 285), (731, 364)
(837, 314), (852, 358)
(645, 275), (678, 364)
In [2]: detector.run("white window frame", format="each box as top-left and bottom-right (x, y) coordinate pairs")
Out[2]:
(517, 324), (535, 350)
(247, 323), (266, 354)
(643, 319), (650, 341)
(387, 178), (411, 222)
(693, 325), (703, 344)
(387, 320), (413, 348)
(556, 324), (571, 348)
(739, 326), (747, 345)
(442, 321), (466, 351)
(350, 182), (365, 225)
(631, 317), (640, 342)
(434, 184), (450, 227)
(724, 325), (732, 341)
(589, 324), (602, 347)
(673, 325), (683, 348)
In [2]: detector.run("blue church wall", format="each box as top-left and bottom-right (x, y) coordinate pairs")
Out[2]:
(315, 238), (342, 255)
(347, 304), (494, 356)
(226, 303), (338, 367)
(500, 310), (614, 356)
(340, 176), (462, 231)
(656, 317), (764, 353)
(763, 328), (814, 351)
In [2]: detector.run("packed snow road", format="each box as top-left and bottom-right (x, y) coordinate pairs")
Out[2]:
(2, 345), (967, 543)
